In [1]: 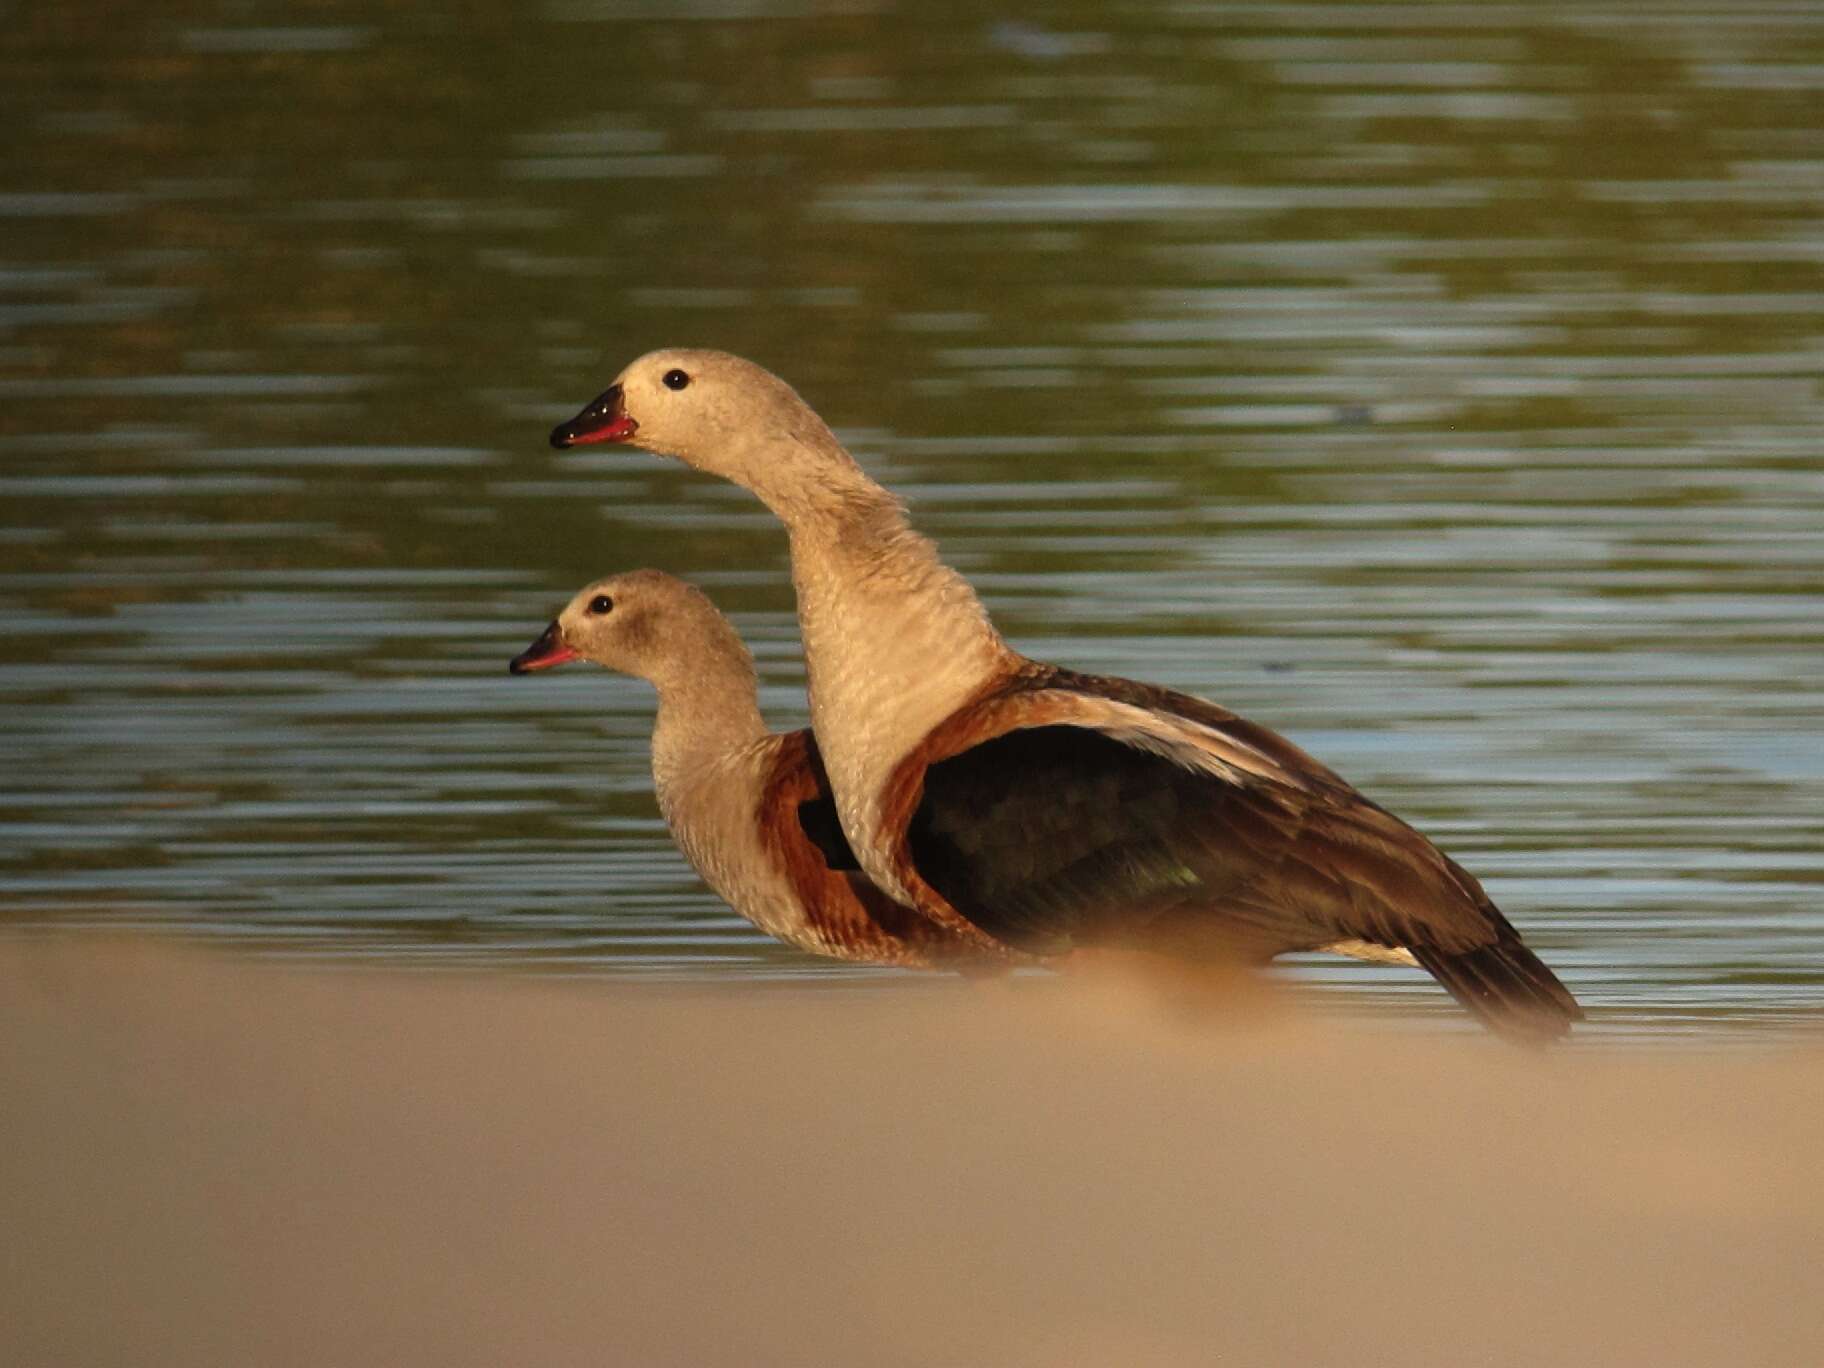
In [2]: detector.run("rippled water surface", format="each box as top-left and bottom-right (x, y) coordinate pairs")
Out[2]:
(4, 1), (1822, 1036)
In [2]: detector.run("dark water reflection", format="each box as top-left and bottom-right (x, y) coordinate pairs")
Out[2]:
(4, 2), (1822, 1034)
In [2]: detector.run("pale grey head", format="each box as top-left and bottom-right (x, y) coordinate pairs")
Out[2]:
(508, 568), (753, 692)
(549, 349), (868, 516)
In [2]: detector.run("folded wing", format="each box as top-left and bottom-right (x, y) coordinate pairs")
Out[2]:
(886, 667), (1581, 1039)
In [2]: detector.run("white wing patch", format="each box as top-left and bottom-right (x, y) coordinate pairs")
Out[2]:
(1013, 691), (1312, 793)
(1320, 939), (1420, 967)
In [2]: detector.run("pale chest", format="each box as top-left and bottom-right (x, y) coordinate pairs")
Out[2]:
(656, 747), (815, 952)
(792, 566), (1003, 901)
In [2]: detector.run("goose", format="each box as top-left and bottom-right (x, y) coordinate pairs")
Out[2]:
(549, 352), (1583, 1039)
(510, 569), (1021, 971)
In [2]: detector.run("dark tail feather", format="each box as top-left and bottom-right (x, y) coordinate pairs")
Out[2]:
(1410, 938), (1583, 1044)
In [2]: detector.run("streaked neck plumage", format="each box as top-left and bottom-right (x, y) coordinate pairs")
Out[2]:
(645, 639), (771, 808)
(748, 443), (1016, 901)
(642, 645), (805, 942)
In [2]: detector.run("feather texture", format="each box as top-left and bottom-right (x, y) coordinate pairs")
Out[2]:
(515, 572), (1022, 972)
(754, 730), (1003, 968)
(886, 665), (1581, 1039)
(559, 351), (1586, 1038)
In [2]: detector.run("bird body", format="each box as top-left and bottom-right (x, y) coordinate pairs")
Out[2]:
(511, 571), (1008, 970)
(549, 353), (1583, 1038)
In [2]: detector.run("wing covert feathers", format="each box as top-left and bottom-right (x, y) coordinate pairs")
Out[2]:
(881, 663), (1581, 1035)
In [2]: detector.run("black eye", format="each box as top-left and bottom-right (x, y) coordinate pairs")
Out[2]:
(662, 369), (689, 391)
(587, 595), (614, 615)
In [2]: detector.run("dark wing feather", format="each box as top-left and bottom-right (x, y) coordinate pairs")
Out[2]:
(796, 793), (862, 871)
(910, 725), (1286, 956)
(903, 675), (1580, 1039)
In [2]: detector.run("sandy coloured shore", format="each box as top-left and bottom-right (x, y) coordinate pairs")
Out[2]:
(2, 938), (1819, 1366)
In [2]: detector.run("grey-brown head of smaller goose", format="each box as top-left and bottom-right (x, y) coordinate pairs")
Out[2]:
(509, 568), (748, 695)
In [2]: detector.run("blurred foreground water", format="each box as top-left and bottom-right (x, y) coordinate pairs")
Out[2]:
(3, 2), (1822, 1035)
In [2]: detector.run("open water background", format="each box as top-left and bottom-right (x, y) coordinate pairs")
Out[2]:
(5, 1), (1823, 1036)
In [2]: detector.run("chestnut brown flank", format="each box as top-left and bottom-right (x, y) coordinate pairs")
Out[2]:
(759, 729), (1016, 969)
